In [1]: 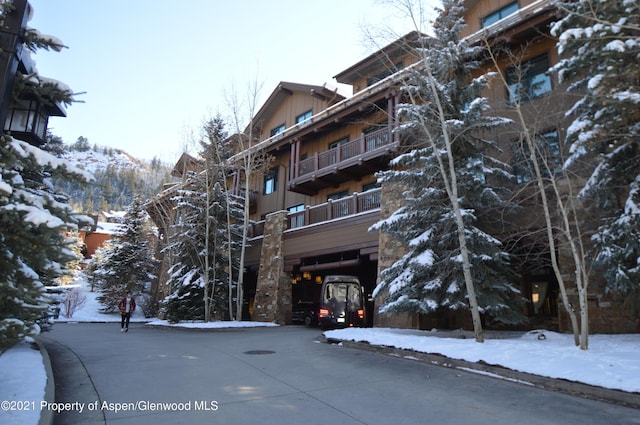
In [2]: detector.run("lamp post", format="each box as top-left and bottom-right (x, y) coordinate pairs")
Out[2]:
(0, 0), (30, 133)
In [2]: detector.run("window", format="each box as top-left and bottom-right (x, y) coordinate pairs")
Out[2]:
(482, 1), (519, 28)
(367, 61), (403, 86)
(512, 129), (562, 184)
(362, 182), (380, 192)
(506, 54), (552, 105)
(288, 204), (305, 228)
(264, 167), (278, 194)
(327, 137), (349, 165)
(329, 136), (349, 150)
(270, 124), (286, 137)
(361, 182), (381, 210)
(296, 110), (312, 124)
(327, 190), (348, 201)
(364, 123), (389, 150)
(327, 190), (350, 217)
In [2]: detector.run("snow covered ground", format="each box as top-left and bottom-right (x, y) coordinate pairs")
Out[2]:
(1, 278), (639, 425)
(324, 327), (640, 393)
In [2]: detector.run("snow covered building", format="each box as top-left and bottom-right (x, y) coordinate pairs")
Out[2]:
(149, 0), (638, 333)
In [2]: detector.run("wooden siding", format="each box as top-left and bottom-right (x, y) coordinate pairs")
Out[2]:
(283, 210), (380, 261)
(462, 0), (554, 41)
(259, 92), (328, 141)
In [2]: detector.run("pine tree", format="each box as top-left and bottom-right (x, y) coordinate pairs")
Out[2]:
(551, 0), (640, 294)
(91, 198), (157, 314)
(0, 137), (92, 349)
(373, 0), (525, 333)
(0, 3), (87, 350)
(162, 116), (243, 322)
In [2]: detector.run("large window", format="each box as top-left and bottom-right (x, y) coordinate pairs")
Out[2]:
(296, 110), (312, 124)
(263, 167), (279, 194)
(482, 1), (519, 28)
(506, 54), (552, 105)
(512, 129), (562, 184)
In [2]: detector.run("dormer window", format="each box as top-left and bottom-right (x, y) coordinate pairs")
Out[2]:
(270, 123), (286, 137)
(482, 1), (519, 28)
(366, 61), (403, 87)
(296, 110), (312, 124)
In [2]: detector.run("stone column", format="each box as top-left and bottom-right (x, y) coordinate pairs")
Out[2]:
(374, 180), (419, 329)
(252, 211), (292, 324)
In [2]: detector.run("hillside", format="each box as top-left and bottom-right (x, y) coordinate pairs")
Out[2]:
(52, 142), (177, 214)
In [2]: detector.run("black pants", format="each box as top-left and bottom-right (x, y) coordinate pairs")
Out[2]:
(121, 313), (131, 329)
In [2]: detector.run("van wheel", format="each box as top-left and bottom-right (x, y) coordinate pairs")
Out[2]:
(304, 315), (313, 327)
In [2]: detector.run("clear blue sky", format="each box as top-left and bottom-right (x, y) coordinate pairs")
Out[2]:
(28, 1), (430, 162)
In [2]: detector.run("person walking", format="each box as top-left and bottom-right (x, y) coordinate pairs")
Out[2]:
(118, 291), (136, 332)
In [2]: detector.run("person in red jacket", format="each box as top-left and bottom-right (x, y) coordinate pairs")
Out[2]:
(118, 291), (136, 332)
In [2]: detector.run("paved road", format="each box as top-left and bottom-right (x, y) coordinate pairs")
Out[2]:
(39, 323), (640, 425)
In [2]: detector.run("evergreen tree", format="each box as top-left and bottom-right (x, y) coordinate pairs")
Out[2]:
(373, 0), (525, 330)
(0, 4), (86, 350)
(551, 0), (640, 294)
(91, 198), (157, 313)
(162, 116), (243, 322)
(0, 138), (92, 349)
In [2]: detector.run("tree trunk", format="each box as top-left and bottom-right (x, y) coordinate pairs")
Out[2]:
(484, 43), (585, 347)
(424, 56), (485, 343)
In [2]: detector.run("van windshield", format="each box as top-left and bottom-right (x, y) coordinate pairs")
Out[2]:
(323, 283), (362, 308)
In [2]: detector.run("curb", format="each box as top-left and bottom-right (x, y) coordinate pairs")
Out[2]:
(33, 339), (54, 425)
(319, 335), (640, 409)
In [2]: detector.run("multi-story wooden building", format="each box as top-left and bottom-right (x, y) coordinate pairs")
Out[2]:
(148, 0), (639, 333)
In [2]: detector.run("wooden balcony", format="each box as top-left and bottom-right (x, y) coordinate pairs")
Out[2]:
(288, 127), (397, 195)
(247, 188), (381, 238)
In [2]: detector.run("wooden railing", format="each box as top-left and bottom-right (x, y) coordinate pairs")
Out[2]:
(295, 127), (392, 178)
(247, 188), (382, 238)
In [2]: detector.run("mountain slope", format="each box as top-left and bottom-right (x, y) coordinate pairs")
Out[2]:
(53, 144), (176, 214)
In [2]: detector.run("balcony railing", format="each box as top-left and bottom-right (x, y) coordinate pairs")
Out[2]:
(294, 127), (393, 179)
(247, 188), (382, 238)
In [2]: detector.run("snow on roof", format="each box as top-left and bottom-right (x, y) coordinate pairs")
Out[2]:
(95, 221), (122, 235)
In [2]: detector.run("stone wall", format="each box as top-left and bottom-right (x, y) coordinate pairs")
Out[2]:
(252, 211), (292, 324)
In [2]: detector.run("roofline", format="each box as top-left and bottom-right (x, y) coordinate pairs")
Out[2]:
(333, 31), (425, 84)
(248, 81), (344, 134)
(230, 0), (558, 161)
(230, 61), (422, 163)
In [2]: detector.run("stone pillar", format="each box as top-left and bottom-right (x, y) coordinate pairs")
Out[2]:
(252, 211), (292, 324)
(373, 180), (420, 329)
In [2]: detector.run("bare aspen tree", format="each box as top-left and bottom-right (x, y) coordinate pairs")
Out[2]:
(483, 44), (590, 348)
(226, 78), (273, 321)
